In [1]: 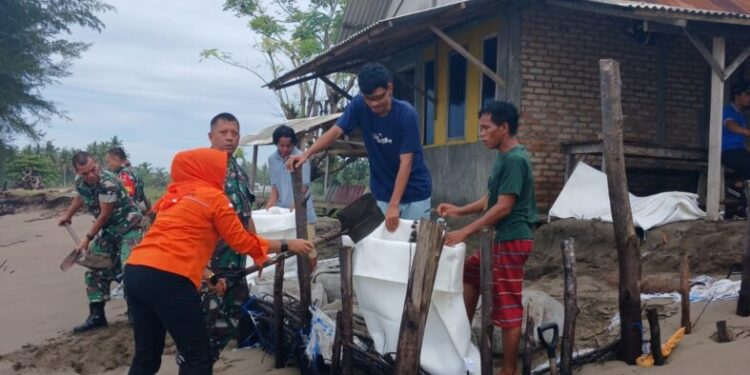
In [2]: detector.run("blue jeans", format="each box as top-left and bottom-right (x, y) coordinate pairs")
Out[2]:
(376, 197), (431, 220)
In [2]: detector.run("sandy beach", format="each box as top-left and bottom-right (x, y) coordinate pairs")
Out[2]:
(2, 197), (750, 374)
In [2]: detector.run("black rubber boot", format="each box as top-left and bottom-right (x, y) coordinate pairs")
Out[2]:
(73, 302), (108, 333)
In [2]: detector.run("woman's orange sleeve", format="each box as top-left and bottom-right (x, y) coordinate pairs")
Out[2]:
(211, 194), (269, 266)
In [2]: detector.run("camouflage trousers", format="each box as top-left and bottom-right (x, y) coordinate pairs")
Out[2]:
(201, 277), (250, 360)
(85, 229), (143, 303)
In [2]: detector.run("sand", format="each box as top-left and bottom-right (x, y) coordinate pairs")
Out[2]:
(2, 198), (750, 374)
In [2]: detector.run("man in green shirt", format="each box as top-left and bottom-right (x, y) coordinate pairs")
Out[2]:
(202, 112), (257, 360)
(438, 101), (536, 375)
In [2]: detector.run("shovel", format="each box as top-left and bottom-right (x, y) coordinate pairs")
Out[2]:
(59, 223), (115, 271)
(537, 323), (560, 375)
(210, 192), (384, 283)
(59, 223), (83, 271)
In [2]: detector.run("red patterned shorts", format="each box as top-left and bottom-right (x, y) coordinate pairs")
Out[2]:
(463, 239), (533, 328)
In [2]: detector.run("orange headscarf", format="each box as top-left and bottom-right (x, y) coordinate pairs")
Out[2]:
(152, 148), (227, 213)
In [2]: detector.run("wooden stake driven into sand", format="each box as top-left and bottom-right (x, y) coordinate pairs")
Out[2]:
(394, 220), (445, 374)
(273, 259), (285, 368)
(560, 238), (579, 375)
(291, 170), (312, 331)
(737, 180), (750, 317)
(480, 228), (494, 375)
(340, 246), (354, 375)
(522, 310), (535, 375)
(680, 255), (691, 334)
(646, 308), (665, 365)
(599, 58), (643, 364)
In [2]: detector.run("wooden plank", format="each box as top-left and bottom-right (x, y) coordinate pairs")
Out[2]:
(681, 254), (692, 334)
(480, 229), (494, 375)
(394, 220), (445, 374)
(564, 141), (707, 161)
(560, 238), (579, 375)
(340, 246), (354, 375)
(724, 45), (750, 79)
(430, 25), (506, 87)
(291, 170), (312, 329)
(706, 37), (725, 221)
(273, 259), (285, 368)
(646, 308), (665, 365)
(319, 75), (353, 101)
(682, 28), (725, 79)
(737, 181), (750, 317)
(599, 58), (643, 364)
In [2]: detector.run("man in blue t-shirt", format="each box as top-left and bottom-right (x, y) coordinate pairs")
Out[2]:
(722, 81), (750, 179)
(287, 62), (432, 232)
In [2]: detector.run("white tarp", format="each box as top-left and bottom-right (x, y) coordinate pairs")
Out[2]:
(351, 219), (481, 375)
(549, 162), (706, 230)
(246, 207), (299, 283)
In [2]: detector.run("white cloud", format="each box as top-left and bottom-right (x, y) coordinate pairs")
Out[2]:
(26, 0), (285, 168)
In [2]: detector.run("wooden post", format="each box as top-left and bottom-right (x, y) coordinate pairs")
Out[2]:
(480, 228), (494, 375)
(250, 145), (259, 187)
(560, 238), (579, 375)
(706, 37), (725, 221)
(273, 259), (285, 368)
(331, 312), (343, 374)
(340, 246), (354, 375)
(291, 170), (312, 329)
(646, 308), (665, 366)
(716, 320), (732, 343)
(680, 255), (692, 334)
(738, 181), (750, 317)
(522, 309), (535, 375)
(394, 220), (445, 374)
(599, 58), (642, 364)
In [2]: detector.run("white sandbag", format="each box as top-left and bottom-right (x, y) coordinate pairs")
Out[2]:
(549, 162), (706, 230)
(352, 219), (481, 375)
(245, 208), (298, 286)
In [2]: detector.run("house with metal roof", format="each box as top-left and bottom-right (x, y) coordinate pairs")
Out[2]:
(267, 0), (750, 219)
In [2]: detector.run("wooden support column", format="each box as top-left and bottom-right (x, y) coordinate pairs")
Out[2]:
(716, 320), (732, 343)
(560, 238), (578, 375)
(737, 181), (750, 316)
(706, 37), (725, 221)
(340, 246), (354, 375)
(394, 220), (445, 374)
(599, 58), (642, 364)
(480, 229), (494, 375)
(250, 145), (259, 187)
(273, 260), (285, 368)
(291, 170), (312, 329)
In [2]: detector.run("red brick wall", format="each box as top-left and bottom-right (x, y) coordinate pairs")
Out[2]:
(518, 5), (711, 211)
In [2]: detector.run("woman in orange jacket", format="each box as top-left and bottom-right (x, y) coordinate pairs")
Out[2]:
(124, 148), (312, 375)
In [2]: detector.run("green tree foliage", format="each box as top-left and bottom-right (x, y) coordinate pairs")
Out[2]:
(201, 0), (353, 118)
(0, 0), (113, 142)
(6, 150), (58, 187)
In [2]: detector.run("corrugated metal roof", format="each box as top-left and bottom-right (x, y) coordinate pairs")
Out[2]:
(266, 0), (750, 89)
(587, 0), (750, 19)
(239, 113), (342, 146)
(338, 0), (393, 42)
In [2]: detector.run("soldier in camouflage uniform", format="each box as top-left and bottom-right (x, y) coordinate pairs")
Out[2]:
(106, 147), (151, 213)
(202, 112), (257, 360)
(59, 151), (143, 333)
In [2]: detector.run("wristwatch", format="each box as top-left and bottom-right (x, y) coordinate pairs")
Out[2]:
(280, 239), (289, 253)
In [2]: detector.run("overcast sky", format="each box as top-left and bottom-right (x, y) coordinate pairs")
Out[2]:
(29, 0), (284, 168)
